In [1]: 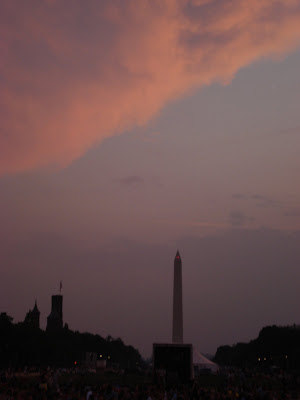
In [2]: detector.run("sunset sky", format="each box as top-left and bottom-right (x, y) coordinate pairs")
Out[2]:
(1, 0), (300, 357)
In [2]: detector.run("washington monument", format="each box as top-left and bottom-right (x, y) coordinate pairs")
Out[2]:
(172, 250), (183, 343)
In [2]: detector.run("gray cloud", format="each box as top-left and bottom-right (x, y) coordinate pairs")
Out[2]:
(115, 175), (144, 188)
(251, 194), (264, 200)
(254, 197), (282, 209)
(276, 125), (300, 138)
(229, 211), (255, 227)
(232, 194), (247, 199)
(283, 208), (300, 217)
(232, 193), (282, 209)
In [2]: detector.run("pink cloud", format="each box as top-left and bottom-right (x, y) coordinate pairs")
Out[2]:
(1, 0), (300, 174)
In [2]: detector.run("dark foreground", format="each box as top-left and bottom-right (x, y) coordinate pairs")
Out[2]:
(1, 368), (300, 399)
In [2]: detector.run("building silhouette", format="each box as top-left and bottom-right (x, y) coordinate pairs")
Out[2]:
(172, 250), (183, 343)
(24, 300), (40, 329)
(47, 295), (63, 332)
(153, 251), (193, 383)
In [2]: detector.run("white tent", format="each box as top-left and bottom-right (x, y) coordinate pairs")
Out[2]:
(193, 350), (219, 373)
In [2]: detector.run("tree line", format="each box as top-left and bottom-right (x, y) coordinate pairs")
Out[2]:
(214, 325), (300, 369)
(0, 312), (143, 369)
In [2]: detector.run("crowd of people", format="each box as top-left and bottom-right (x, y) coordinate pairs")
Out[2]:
(0, 367), (300, 400)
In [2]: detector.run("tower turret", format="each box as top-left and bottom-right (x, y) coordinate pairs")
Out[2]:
(46, 295), (63, 332)
(24, 300), (40, 329)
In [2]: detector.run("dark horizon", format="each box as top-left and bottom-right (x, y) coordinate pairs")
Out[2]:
(2, 230), (300, 358)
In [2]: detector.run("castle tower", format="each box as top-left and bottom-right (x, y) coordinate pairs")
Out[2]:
(172, 250), (183, 343)
(31, 300), (40, 329)
(24, 300), (40, 329)
(46, 295), (63, 332)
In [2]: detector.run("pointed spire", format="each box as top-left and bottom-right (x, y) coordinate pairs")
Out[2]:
(33, 299), (39, 313)
(175, 250), (181, 261)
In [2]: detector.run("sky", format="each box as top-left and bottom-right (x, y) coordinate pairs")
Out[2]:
(1, 0), (300, 358)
